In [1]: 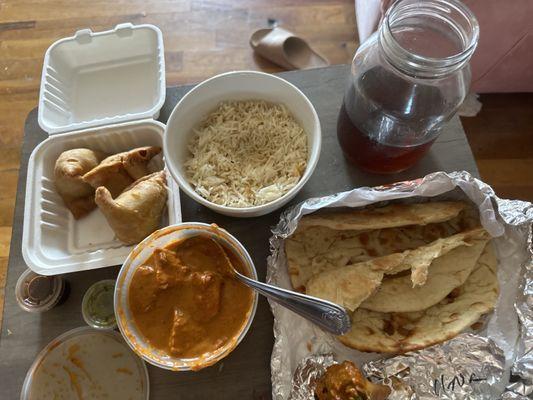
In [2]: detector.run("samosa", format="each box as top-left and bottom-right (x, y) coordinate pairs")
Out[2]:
(54, 148), (106, 219)
(95, 171), (167, 244)
(83, 146), (161, 198)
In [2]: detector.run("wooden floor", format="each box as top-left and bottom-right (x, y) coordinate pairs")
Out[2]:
(0, 0), (532, 323)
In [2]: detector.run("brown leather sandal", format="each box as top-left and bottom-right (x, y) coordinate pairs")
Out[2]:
(250, 27), (329, 70)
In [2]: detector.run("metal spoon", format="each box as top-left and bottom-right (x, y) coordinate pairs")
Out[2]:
(215, 240), (351, 335)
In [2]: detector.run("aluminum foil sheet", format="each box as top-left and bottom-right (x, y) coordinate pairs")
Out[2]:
(267, 171), (533, 400)
(288, 353), (412, 400)
(501, 393), (531, 400)
(362, 334), (505, 399)
(288, 335), (505, 400)
(288, 354), (336, 400)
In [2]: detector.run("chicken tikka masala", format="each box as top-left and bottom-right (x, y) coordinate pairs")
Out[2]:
(315, 361), (390, 400)
(128, 235), (253, 359)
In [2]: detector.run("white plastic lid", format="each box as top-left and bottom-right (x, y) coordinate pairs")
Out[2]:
(21, 327), (149, 399)
(15, 269), (65, 312)
(38, 23), (166, 135)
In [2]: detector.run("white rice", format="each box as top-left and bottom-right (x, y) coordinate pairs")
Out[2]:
(185, 100), (308, 207)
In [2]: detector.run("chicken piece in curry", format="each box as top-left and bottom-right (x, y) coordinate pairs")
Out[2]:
(315, 361), (390, 400)
(128, 235), (253, 359)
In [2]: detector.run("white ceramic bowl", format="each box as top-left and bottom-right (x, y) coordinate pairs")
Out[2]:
(115, 223), (258, 371)
(163, 71), (321, 217)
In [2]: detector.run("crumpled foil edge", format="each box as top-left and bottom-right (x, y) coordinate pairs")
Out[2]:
(267, 171), (533, 400)
(496, 195), (533, 399)
(361, 333), (506, 400)
(505, 201), (533, 399)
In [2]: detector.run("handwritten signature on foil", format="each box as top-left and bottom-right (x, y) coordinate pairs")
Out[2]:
(433, 372), (487, 395)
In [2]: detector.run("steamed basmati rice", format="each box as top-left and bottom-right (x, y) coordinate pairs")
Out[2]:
(185, 100), (308, 207)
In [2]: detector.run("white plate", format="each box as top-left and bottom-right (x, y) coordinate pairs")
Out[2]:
(21, 327), (149, 400)
(22, 119), (181, 275)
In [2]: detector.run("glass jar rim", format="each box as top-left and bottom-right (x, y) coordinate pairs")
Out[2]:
(380, 0), (479, 78)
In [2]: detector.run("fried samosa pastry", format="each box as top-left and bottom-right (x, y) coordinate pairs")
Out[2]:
(83, 146), (161, 198)
(54, 148), (106, 219)
(95, 171), (167, 244)
(122, 146), (162, 180)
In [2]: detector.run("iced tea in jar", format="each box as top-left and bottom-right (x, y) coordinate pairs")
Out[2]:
(337, 0), (479, 173)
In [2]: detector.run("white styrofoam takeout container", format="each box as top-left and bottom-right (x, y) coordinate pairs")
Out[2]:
(23, 24), (181, 275)
(38, 23), (166, 134)
(23, 120), (181, 275)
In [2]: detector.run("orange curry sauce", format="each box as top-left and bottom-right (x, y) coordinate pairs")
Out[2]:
(128, 235), (253, 359)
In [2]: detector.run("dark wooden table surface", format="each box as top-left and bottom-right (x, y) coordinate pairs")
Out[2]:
(0, 65), (478, 399)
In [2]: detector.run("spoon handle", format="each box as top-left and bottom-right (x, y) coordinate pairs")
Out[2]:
(234, 271), (351, 335)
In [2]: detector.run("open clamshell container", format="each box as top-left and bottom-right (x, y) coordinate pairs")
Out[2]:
(22, 23), (181, 276)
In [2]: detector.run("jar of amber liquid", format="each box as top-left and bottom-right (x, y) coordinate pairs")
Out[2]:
(338, 0), (479, 174)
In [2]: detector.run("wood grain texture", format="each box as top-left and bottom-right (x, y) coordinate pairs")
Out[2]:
(0, 0), (531, 324)
(461, 93), (533, 201)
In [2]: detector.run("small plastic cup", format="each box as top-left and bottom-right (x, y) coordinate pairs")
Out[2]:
(16, 269), (65, 313)
(114, 222), (258, 371)
(82, 279), (117, 330)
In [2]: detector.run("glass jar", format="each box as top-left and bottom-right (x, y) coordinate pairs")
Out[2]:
(337, 0), (479, 174)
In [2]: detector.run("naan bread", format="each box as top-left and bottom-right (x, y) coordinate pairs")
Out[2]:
(338, 244), (498, 353)
(306, 228), (489, 311)
(286, 219), (463, 291)
(285, 202), (476, 291)
(384, 227), (490, 286)
(360, 240), (488, 313)
(306, 260), (386, 312)
(298, 202), (466, 231)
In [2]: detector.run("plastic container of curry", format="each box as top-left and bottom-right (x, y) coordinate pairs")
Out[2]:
(114, 222), (258, 371)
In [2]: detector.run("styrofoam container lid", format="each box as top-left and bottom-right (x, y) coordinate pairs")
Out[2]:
(38, 23), (166, 134)
(24, 23), (177, 275)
